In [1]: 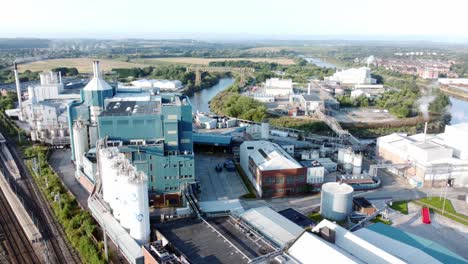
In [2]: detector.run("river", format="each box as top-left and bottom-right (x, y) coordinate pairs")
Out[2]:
(449, 96), (468, 125)
(304, 57), (337, 68)
(189, 78), (235, 113)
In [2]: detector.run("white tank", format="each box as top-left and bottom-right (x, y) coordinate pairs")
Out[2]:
(338, 149), (345, 164)
(58, 129), (66, 138)
(50, 129), (56, 139)
(352, 154), (363, 175)
(320, 182), (353, 221)
(342, 149), (354, 165)
(344, 163), (353, 174)
(30, 130), (37, 141)
(72, 121), (89, 168)
(128, 171), (150, 244)
(261, 122), (269, 139)
(40, 130), (48, 139)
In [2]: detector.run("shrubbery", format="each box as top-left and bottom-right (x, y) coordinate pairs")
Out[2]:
(24, 146), (105, 264)
(209, 79), (267, 122)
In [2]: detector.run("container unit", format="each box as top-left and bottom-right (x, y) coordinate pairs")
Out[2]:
(320, 182), (353, 221)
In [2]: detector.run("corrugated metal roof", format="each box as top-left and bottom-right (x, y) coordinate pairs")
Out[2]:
(239, 206), (303, 248)
(367, 223), (467, 264)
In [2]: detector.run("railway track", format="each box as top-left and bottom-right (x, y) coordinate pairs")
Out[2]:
(0, 141), (80, 264)
(0, 186), (40, 264)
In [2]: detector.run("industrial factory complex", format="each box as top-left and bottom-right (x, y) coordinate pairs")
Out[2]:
(1, 60), (467, 264)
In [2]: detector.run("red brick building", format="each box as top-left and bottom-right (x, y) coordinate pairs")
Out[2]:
(241, 141), (307, 197)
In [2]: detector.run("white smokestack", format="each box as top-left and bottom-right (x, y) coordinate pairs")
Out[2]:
(93, 60), (101, 78)
(424, 122), (428, 143)
(58, 70), (62, 84)
(308, 83), (311, 95)
(13, 63), (23, 121)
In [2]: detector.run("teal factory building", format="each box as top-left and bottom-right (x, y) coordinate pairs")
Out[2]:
(68, 61), (195, 204)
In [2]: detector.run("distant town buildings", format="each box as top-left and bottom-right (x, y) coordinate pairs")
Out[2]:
(374, 58), (457, 79)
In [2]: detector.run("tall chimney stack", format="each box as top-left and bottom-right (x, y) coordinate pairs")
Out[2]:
(423, 122), (428, 143)
(308, 83), (311, 95)
(93, 60), (101, 78)
(13, 63), (23, 121)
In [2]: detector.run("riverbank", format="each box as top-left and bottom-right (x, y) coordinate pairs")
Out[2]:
(440, 85), (468, 100)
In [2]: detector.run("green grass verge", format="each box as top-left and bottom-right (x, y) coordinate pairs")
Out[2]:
(415, 197), (468, 226)
(235, 164), (257, 199)
(308, 212), (324, 223)
(24, 145), (106, 263)
(371, 215), (392, 225)
(389, 201), (409, 215)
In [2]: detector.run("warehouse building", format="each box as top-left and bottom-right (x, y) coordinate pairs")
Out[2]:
(130, 79), (182, 91)
(265, 78), (293, 96)
(239, 141), (307, 197)
(325, 67), (376, 85)
(287, 219), (451, 264)
(239, 206), (304, 248)
(68, 61), (195, 204)
(376, 124), (468, 188)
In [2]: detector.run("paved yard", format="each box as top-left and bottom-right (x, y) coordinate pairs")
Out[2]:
(195, 154), (247, 201)
(390, 202), (468, 260)
(49, 149), (89, 209)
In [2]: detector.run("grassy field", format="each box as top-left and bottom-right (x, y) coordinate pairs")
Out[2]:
(389, 200), (409, 214)
(18, 58), (146, 73)
(415, 197), (468, 226)
(132, 57), (295, 65)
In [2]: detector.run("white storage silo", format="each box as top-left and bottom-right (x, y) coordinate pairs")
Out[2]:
(320, 182), (353, 221)
(72, 121), (89, 168)
(338, 148), (345, 164)
(352, 154), (363, 176)
(127, 171), (150, 244)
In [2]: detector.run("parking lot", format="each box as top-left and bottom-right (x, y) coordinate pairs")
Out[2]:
(195, 154), (247, 201)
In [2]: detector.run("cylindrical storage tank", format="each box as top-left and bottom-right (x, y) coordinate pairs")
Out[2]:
(352, 154), (363, 176)
(320, 182), (353, 221)
(99, 149), (114, 203)
(72, 122), (89, 167)
(30, 131), (37, 141)
(261, 122), (269, 139)
(129, 171), (150, 245)
(342, 149), (354, 165)
(58, 129), (65, 138)
(111, 174), (123, 221)
(119, 176), (132, 229)
(50, 129), (56, 139)
(338, 149), (345, 164)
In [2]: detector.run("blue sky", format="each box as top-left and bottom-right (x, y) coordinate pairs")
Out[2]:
(1, 0), (467, 41)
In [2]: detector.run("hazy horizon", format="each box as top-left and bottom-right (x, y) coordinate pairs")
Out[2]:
(2, 0), (468, 43)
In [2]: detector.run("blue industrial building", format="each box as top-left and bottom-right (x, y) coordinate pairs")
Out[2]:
(68, 61), (195, 204)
